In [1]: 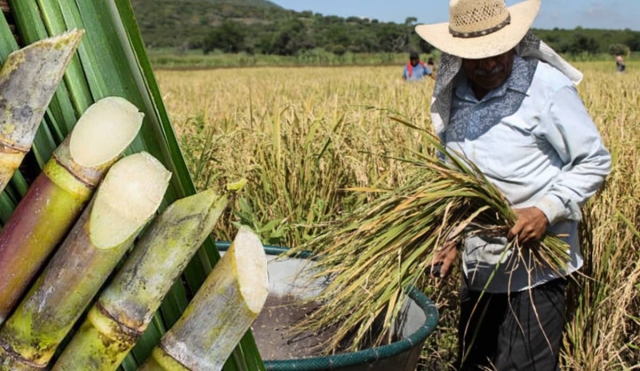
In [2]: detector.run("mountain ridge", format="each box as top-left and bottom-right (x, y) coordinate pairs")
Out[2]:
(131, 0), (285, 48)
(130, 0), (640, 56)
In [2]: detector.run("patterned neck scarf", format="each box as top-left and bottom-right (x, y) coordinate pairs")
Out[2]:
(430, 31), (583, 135)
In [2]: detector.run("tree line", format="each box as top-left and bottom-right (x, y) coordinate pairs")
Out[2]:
(130, 1), (640, 57)
(202, 16), (640, 57)
(200, 15), (433, 56)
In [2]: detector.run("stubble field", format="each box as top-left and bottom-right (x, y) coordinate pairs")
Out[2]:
(156, 62), (639, 370)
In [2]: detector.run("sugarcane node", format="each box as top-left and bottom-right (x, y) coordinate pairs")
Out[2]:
(84, 307), (141, 354)
(43, 158), (94, 197)
(158, 343), (192, 370)
(0, 338), (42, 369)
(140, 345), (190, 371)
(95, 301), (144, 340)
(0, 138), (28, 154)
(0, 142), (24, 174)
(51, 147), (99, 189)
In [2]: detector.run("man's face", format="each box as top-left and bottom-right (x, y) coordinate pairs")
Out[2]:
(410, 57), (419, 67)
(462, 50), (515, 91)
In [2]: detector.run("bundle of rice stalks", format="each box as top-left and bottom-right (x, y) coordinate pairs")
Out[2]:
(289, 119), (571, 353)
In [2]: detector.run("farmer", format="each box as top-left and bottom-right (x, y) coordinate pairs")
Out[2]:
(616, 54), (626, 72)
(427, 57), (437, 77)
(417, 0), (612, 370)
(403, 51), (434, 81)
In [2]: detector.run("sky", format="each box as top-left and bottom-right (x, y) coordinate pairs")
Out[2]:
(270, 0), (640, 31)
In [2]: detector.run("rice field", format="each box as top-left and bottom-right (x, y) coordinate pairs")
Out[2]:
(156, 61), (640, 370)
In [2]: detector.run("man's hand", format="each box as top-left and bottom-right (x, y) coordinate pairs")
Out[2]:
(508, 207), (549, 245)
(430, 240), (458, 278)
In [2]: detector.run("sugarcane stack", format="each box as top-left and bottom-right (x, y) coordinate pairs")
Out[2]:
(0, 31), (269, 371)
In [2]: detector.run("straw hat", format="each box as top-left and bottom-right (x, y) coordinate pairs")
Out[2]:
(415, 0), (541, 59)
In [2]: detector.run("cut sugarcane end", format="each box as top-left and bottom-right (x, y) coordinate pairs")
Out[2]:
(39, 29), (85, 50)
(5, 29), (83, 74)
(0, 149), (24, 170)
(90, 152), (170, 249)
(69, 97), (144, 167)
(234, 226), (269, 314)
(0, 29), (84, 150)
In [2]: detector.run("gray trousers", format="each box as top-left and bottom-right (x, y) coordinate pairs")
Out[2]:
(456, 276), (568, 371)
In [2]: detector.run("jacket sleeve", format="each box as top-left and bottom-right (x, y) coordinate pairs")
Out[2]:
(534, 85), (611, 224)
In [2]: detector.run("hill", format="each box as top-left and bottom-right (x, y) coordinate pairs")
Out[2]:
(131, 0), (640, 57)
(131, 0), (285, 48)
(211, 0), (281, 8)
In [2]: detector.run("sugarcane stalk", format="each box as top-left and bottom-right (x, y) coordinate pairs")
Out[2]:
(0, 152), (170, 370)
(0, 96), (144, 324)
(0, 29), (83, 192)
(52, 190), (229, 371)
(139, 226), (268, 371)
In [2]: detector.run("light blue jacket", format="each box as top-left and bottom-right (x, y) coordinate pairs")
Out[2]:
(403, 62), (432, 81)
(445, 56), (611, 293)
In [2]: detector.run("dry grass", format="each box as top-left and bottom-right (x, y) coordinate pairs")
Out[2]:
(157, 61), (639, 370)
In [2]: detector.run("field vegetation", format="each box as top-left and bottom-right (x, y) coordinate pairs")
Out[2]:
(147, 48), (640, 69)
(157, 61), (639, 370)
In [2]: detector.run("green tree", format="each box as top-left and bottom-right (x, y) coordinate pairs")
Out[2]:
(327, 24), (350, 49)
(203, 21), (246, 54)
(417, 38), (434, 54)
(625, 34), (640, 51)
(404, 17), (417, 26)
(349, 32), (378, 53)
(267, 19), (314, 55)
(608, 43), (630, 56)
(376, 23), (408, 52)
(568, 34), (599, 55)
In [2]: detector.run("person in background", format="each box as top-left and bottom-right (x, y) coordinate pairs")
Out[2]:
(427, 56), (436, 77)
(416, 0), (611, 369)
(616, 54), (626, 72)
(403, 51), (434, 81)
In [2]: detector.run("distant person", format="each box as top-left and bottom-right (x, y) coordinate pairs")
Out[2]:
(616, 55), (626, 72)
(427, 57), (437, 77)
(403, 52), (433, 81)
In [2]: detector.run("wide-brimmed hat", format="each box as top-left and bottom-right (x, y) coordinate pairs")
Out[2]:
(415, 0), (541, 59)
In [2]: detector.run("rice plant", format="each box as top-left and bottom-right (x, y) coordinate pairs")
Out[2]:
(282, 123), (571, 352)
(160, 62), (639, 370)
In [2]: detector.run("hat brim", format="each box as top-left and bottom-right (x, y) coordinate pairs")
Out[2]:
(415, 0), (541, 59)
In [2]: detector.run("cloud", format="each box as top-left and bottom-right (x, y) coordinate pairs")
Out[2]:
(535, 0), (640, 30)
(583, 2), (619, 20)
(578, 1), (637, 29)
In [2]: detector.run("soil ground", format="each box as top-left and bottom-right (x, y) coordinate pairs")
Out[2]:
(252, 294), (333, 360)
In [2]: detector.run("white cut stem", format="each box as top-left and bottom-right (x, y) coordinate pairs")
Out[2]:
(152, 226), (268, 371)
(90, 152), (171, 249)
(69, 96), (144, 168)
